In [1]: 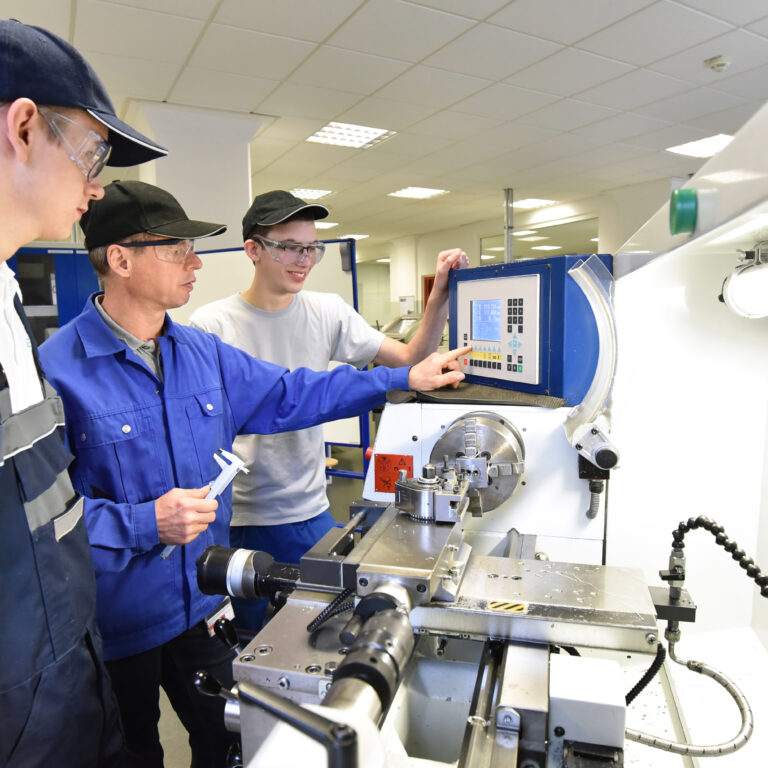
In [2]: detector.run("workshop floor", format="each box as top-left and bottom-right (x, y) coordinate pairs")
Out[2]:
(158, 443), (366, 766)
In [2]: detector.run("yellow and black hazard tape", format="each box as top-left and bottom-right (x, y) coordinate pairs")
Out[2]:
(487, 600), (528, 614)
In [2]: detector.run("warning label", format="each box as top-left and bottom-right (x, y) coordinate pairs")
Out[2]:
(487, 600), (528, 614)
(374, 453), (414, 493)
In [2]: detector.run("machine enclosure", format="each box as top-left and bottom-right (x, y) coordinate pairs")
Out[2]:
(449, 254), (613, 405)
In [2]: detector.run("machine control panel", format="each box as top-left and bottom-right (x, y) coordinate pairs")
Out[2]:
(456, 273), (541, 386)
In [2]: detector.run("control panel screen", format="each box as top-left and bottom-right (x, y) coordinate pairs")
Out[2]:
(471, 299), (502, 342)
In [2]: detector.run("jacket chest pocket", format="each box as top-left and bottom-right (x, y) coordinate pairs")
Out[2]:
(185, 390), (229, 487)
(70, 412), (166, 504)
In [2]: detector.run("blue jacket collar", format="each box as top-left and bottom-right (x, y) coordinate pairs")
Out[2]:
(75, 292), (185, 358)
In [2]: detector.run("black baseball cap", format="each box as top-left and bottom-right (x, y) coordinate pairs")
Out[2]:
(0, 19), (166, 166)
(81, 181), (226, 249)
(242, 190), (329, 240)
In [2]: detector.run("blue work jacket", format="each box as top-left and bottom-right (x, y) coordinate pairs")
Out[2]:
(39, 295), (409, 659)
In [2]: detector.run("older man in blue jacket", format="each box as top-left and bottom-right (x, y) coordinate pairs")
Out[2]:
(39, 180), (467, 767)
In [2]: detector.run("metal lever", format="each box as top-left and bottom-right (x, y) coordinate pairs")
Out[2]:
(238, 681), (358, 768)
(193, 670), (238, 703)
(214, 616), (242, 655)
(161, 449), (248, 560)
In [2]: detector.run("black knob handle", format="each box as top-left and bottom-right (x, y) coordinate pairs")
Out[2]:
(194, 670), (223, 698)
(214, 617), (241, 653)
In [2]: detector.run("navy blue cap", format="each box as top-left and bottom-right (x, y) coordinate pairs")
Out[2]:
(0, 19), (166, 166)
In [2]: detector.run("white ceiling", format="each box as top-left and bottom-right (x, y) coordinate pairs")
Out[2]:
(10, 0), (768, 246)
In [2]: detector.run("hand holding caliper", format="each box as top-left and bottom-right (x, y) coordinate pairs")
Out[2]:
(159, 449), (249, 560)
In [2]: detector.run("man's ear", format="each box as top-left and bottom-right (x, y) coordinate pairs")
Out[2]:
(105, 244), (131, 279)
(2, 98), (39, 162)
(244, 239), (262, 265)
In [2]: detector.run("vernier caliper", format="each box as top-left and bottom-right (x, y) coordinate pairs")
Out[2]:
(160, 448), (249, 560)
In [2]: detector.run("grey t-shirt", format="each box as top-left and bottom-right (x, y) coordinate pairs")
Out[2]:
(189, 291), (385, 526)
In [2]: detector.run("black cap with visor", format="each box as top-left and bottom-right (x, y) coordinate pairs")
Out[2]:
(0, 19), (166, 166)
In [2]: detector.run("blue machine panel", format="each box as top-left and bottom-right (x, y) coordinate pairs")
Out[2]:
(449, 254), (612, 405)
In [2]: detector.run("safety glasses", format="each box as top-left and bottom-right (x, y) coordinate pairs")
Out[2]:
(252, 235), (326, 265)
(114, 238), (196, 263)
(38, 106), (112, 181)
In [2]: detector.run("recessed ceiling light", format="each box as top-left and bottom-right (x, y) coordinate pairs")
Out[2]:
(306, 121), (395, 149)
(339, 234), (369, 240)
(376, 258), (391, 263)
(512, 230), (537, 237)
(290, 188), (333, 200)
(315, 221), (339, 230)
(590, 238), (599, 242)
(519, 236), (548, 242)
(486, 247), (505, 251)
(513, 199), (557, 209)
(531, 245), (561, 251)
(666, 134), (733, 158)
(481, 254), (496, 260)
(388, 187), (449, 199)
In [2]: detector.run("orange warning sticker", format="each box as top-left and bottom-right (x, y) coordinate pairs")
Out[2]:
(374, 453), (414, 493)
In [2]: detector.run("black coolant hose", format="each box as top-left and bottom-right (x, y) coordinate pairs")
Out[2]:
(625, 642), (666, 705)
(671, 515), (768, 596)
(623, 515), (758, 756)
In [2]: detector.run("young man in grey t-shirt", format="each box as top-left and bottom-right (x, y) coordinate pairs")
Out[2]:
(190, 189), (467, 630)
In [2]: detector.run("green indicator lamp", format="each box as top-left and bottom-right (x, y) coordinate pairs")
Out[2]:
(669, 188), (698, 235)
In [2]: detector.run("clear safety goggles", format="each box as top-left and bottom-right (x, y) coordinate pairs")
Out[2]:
(38, 106), (112, 181)
(114, 238), (196, 263)
(252, 235), (326, 265)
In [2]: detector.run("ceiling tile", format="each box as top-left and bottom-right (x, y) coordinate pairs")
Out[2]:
(102, 0), (218, 19)
(709, 62), (768, 101)
(576, 1), (733, 67)
(256, 82), (362, 120)
(489, 0), (654, 45)
(215, 0), (365, 41)
(674, 0), (768, 25)
(249, 137), (295, 172)
(336, 97), (437, 131)
(571, 112), (672, 142)
(77, 51), (179, 101)
(258, 117), (328, 142)
(452, 83), (558, 121)
(3, 0), (71, 38)
(576, 69), (692, 110)
(327, 0), (474, 62)
(747, 16), (768, 37)
(407, 111), (504, 140)
(506, 48), (634, 97)
(75, 2), (204, 61)
(366, 132), (457, 157)
(404, 0), (510, 20)
(624, 122), (711, 151)
(424, 23), (562, 79)
(634, 86), (747, 122)
(170, 67), (279, 112)
(648, 29), (768, 85)
(190, 24), (316, 78)
(683, 101), (761, 134)
(375, 66), (492, 109)
(518, 99), (618, 130)
(289, 47), (409, 95)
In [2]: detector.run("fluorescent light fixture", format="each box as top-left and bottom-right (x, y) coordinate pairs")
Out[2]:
(376, 258), (391, 263)
(512, 230), (537, 237)
(700, 170), (764, 185)
(388, 187), (449, 199)
(486, 247), (505, 251)
(519, 236), (547, 242)
(590, 238), (599, 243)
(290, 188), (332, 200)
(531, 245), (561, 251)
(339, 234), (369, 240)
(481, 254), (496, 260)
(306, 121), (395, 149)
(513, 198), (557, 209)
(666, 134), (733, 158)
(315, 221), (339, 230)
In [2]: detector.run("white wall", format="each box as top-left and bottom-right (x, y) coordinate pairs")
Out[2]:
(610, 245), (768, 633)
(357, 261), (397, 328)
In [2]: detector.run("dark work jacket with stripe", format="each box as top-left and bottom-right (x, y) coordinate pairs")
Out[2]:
(0, 294), (123, 767)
